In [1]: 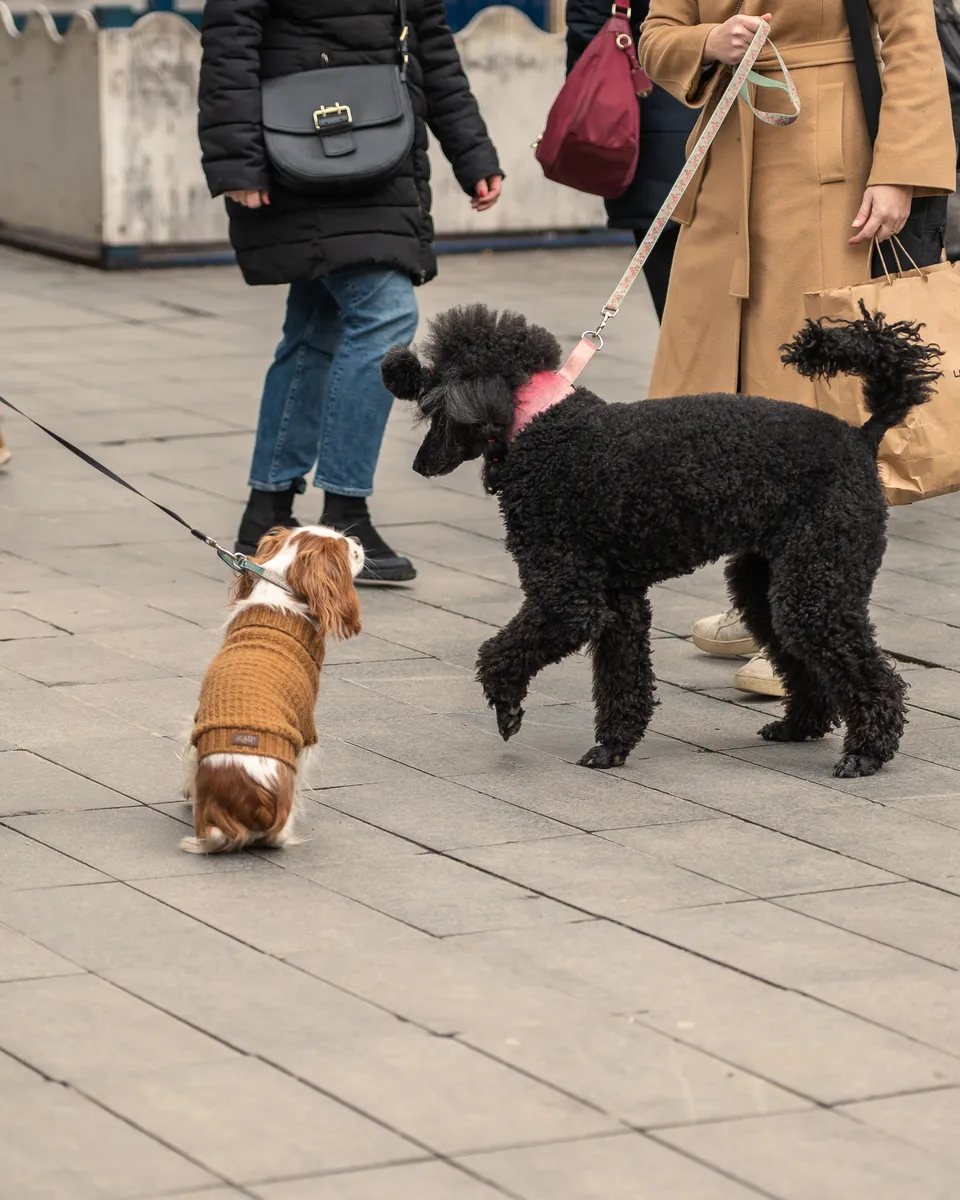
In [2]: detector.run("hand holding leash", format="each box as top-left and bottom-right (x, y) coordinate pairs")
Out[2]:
(704, 13), (772, 65)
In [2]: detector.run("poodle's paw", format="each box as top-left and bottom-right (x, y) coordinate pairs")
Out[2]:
(578, 743), (628, 770)
(833, 752), (884, 779)
(759, 718), (821, 743)
(760, 718), (799, 743)
(494, 702), (524, 741)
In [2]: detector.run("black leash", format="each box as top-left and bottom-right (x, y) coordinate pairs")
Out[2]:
(0, 393), (294, 594)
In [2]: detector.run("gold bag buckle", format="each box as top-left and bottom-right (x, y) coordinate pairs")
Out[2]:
(313, 103), (352, 130)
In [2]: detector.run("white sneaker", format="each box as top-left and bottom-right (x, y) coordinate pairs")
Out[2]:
(691, 608), (758, 657)
(734, 652), (785, 698)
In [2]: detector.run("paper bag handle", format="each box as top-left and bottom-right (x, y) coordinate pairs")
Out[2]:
(873, 236), (925, 284)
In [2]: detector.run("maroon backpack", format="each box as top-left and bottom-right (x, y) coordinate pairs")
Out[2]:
(535, 4), (652, 199)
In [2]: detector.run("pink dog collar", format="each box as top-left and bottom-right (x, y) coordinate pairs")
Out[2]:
(509, 371), (573, 439)
(508, 336), (599, 440)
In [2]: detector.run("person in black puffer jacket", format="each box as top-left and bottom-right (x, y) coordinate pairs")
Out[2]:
(565, 0), (695, 321)
(199, 0), (502, 581)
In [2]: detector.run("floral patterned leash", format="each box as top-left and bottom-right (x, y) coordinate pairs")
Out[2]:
(560, 19), (800, 385)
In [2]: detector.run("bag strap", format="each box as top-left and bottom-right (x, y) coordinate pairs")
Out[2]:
(611, 5), (653, 98)
(398, 0), (409, 80)
(843, 0), (882, 145)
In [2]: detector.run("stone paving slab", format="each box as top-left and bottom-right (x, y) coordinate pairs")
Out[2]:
(457, 1134), (766, 1200)
(839, 1087), (960, 1166)
(779, 881), (960, 967)
(80, 1058), (423, 1186)
(452, 922), (960, 1103)
(0, 1059), (219, 1199)
(254, 1161), (502, 1199)
(603, 816), (900, 896)
(0, 973), (241, 1082)
(3, 245), (960, 1195)
(658, 1109), (960, 1199)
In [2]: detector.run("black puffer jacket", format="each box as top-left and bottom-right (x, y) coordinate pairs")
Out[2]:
(199, 0), (501, 286)
(565, 0), (695, 232)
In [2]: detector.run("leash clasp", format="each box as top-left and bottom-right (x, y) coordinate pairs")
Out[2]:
(584, 305), (617, 349)
(581, 329), (605, 351)
(214, 545), (297, 597)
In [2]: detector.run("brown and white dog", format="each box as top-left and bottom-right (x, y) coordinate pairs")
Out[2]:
(181, 525), (363, 854)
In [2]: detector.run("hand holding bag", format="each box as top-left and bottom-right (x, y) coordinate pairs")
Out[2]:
(535, 3), (652, 199)
(261, 0), (415, 195)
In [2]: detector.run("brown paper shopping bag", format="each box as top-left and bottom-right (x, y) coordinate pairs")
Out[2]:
(804, 255), (960, 505)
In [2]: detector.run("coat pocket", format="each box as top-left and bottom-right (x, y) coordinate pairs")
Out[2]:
(817, 81), (846, 184)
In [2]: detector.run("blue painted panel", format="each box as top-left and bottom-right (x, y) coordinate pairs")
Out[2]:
(9, 2), (202, 33)
(446, 1), (548, 32)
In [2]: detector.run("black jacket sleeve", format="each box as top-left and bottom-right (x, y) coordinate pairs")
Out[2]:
(198, 0), (271, 197)
(414, 0), (502, 194)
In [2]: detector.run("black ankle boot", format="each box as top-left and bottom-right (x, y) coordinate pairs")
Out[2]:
(235, 482), (303, 555)
(321, 493), (416, 584)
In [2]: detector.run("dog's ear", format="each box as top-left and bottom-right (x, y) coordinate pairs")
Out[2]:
(382, 345), (426, 401)
(509, 319), (563, 382)
(231, 527), (293, 602)
(287, 535), (362, 640)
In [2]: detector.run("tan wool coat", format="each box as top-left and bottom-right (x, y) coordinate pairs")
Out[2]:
(639, 0), (956, 405)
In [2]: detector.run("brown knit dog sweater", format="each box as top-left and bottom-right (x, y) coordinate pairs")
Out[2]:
(192, 606), (327, 769)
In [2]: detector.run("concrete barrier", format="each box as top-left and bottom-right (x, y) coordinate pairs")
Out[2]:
(0, 3), (604, 266)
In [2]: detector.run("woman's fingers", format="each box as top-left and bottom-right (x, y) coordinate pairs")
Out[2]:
(471, 175), (503, 212)
(850, 192), (878, 244)
(851, 196), (873, 230)
(850, 213), (883, 244)
(224, 189), (269, 208)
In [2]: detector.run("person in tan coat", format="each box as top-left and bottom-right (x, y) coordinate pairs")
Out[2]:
(639, 0), (956, 694)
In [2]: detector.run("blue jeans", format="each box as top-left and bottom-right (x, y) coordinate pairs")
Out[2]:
(249, 269), (419, 497)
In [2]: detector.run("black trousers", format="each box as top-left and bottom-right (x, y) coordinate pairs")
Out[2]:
(870, 194), (948, 277)
(633, 221), (681, 323)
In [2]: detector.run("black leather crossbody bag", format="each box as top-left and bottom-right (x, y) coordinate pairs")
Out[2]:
(842, 0), (949, 274)
(260, 0), (415, 195)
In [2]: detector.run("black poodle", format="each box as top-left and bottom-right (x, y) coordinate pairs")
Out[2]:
(382, 303), (941, 779)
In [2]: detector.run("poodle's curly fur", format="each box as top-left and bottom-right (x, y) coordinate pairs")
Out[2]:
(383, 301), (942, 779)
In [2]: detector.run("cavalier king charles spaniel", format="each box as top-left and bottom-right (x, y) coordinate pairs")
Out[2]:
(181, 525), (363, 853)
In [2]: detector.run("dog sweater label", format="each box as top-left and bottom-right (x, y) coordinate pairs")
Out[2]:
(231, 732), (260, 748)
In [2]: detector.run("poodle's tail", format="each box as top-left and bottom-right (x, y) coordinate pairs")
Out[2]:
(780, 301), (943, 453)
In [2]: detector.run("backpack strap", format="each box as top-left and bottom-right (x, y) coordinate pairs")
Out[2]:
(611, 5), (652, 98)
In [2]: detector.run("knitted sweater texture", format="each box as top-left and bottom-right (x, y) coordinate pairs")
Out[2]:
(192, 605), (326, 768)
